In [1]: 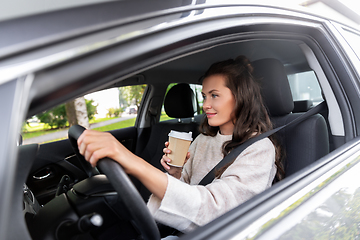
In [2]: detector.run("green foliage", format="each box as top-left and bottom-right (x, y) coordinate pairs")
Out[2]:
(36, 99), (98, 129)
(107, 107), (123, 118)
(36, 104), (67, 129)
(159, 112), (173, 122)
(86, 99), (98, 121)
(119, 85), (146, 109)
(165, 83), (177, 95)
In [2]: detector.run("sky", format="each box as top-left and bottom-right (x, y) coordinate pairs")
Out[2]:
(85, 88), (120, 118)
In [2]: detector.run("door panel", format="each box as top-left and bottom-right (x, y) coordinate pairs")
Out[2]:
(26, 126), (138, 205)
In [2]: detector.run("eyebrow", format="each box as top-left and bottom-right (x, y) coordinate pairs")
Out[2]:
(201, 89), (219, 94)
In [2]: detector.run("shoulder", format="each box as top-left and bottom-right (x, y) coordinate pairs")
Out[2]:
(249, 137), (274, 151)
(235, 137), (275, 164)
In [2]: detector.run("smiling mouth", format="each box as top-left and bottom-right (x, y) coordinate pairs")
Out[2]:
(206, 113), (216, 118)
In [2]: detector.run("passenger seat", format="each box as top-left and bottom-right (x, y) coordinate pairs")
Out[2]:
(293, 100), (313, 113)
(252, 58), (329, 177)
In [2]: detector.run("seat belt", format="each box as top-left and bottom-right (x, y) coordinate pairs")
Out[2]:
(198, 101), (327, 186)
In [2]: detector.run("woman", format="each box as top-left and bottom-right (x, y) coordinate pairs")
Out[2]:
(78, 55), (284, 234)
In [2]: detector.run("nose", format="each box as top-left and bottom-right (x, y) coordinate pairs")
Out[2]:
(203, 98), (211, 110)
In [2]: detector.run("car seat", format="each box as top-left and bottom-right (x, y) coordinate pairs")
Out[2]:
(293, 100), (313, 113)
(252, 58), (329, 177)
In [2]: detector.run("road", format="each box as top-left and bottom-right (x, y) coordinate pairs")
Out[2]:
(23, 114), (137, 145)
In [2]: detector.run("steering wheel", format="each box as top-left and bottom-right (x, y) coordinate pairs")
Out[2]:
(68, 125), (160, 240)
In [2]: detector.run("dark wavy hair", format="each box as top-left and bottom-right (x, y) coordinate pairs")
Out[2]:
(199, 55), (284, 181)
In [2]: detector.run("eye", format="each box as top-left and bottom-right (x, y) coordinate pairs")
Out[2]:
(202, 94), (206, 100)
(211, 94), (218, 98)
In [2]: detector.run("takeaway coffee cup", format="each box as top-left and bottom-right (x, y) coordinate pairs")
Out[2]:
(167, 130), (193, 167)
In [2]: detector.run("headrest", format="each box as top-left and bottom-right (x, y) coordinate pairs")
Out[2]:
(164, 83), (195, 118)
(252, 58), (294, 116)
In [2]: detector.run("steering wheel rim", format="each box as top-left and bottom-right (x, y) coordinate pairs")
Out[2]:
(68, 126), (98, 177)
(68, 125), (160, 240)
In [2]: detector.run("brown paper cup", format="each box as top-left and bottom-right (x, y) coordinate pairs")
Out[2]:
(167, 130), (192, 167)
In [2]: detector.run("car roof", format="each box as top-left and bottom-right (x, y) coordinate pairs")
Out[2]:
(0, 0), (356, 117)
(1, 0), (351, 61)
(0, 0), (194, 59)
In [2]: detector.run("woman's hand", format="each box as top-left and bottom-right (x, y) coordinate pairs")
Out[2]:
(77, 130), (134, 173)
(77, 129), (169, 199)
(161, 141), (190, 179)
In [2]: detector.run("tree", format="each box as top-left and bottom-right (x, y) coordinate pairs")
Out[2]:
(36, 104), (67, 129)
(107, 107), (122, 117)
(37, 98), (97, 129)
(65, 100), (77, 127)
(119, 85), (146, 110)
(118, 87), (128, 109)
(85, 99), (97, 121)
(65, 97), (90, 128)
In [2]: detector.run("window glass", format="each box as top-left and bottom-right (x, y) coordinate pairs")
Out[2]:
(160, 83), (203, 122)
(22, 85), (146, 144)
(288, 71), (323, 106)
(268, 157), (360, 239)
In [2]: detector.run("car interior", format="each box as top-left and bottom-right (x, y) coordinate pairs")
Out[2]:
(21, 36), (343, 239)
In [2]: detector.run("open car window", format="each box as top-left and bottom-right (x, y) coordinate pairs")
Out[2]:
(22, 84), (146, 144)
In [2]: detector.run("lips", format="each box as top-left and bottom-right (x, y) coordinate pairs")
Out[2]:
(206, 113), (216, 118)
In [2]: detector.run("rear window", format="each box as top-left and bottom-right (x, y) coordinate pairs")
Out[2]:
(288, 71), (323, 106)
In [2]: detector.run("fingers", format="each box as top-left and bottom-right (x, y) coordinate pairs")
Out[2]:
(163, 148), (171, 155)
(88, 147), (110, 167)
(163, 145), (171, 155)
(77, 130), (117, 167)
(161, 155), (171, 170)
(78, 130), (103, 155)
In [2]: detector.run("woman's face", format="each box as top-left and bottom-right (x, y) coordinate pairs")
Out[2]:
(202, 74), (236, 135)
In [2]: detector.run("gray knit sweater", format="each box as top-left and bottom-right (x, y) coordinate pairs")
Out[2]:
(147, 132), (276, 233)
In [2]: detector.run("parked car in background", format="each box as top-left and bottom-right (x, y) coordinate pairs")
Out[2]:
(126, 107), (137, 115)
(1, 1), (360, 239)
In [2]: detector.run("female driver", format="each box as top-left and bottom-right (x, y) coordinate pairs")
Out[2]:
(78, 55), (283, 233)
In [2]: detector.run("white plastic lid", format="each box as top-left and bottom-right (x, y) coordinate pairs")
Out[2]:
(168, 130), (193, 141)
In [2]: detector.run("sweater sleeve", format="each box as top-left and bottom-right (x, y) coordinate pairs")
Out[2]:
(148, 138), (276, 233)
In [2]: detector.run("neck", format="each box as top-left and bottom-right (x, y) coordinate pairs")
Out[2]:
(219, 125), (234, 135)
